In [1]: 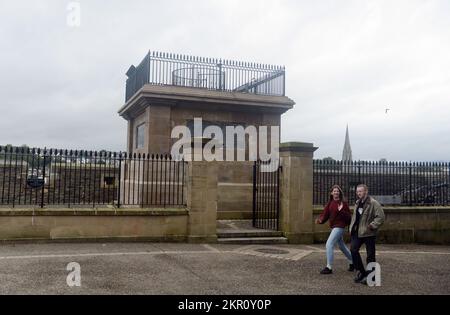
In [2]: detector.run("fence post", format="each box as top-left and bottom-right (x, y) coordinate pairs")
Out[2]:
(252, 161), (257, 227)
(40, 150), (46, 209)
(117, 153), (122, 208)
(357, 162), (361, 185)
(279, 142), (318, 244)
(218, 62), (223, 90)
(409, 162), (412, 206)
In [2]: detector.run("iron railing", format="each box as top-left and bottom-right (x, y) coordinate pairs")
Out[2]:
(253, 160), (281, 231)
(0, 146), (186, 208)
(125, 51), (286, 101)
(313, 160), (450, 206)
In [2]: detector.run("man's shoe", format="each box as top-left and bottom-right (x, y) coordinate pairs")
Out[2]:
(348, 264), (355, 272)
(320, 267), (333, 275)
(354, 272), (365, 283)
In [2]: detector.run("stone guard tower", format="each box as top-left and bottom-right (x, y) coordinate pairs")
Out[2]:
(118, 51), (295, 219)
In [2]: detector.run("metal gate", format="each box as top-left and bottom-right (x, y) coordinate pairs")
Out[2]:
(252, 160), (281, 230)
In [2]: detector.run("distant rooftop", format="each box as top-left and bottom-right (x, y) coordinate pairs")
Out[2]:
(125, 51), (286, 102)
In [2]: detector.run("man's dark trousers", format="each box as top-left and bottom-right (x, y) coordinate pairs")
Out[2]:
(350, 234), (376, 275)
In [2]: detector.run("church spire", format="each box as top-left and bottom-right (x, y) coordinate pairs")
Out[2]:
(342, 124), (353, 161)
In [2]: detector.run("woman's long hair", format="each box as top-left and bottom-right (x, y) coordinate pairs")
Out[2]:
(328, 185), (346, 203)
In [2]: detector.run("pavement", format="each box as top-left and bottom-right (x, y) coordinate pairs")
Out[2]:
(0, 242), (449, 295)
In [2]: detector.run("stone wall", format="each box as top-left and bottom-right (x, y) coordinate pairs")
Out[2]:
(0, 208), (188, 242)
(313, 206), (450, 244)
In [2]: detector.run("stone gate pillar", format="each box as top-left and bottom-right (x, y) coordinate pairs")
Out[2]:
(279, 142), (318, 244)
(186, 161), (218, 243)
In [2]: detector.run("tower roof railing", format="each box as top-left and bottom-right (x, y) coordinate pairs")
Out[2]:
(125, 51), (286, 101)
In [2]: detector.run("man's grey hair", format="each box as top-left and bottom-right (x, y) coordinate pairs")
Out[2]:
(357, 184), (369, 191)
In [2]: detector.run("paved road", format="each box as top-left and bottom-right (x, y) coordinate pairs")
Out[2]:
(0, 242), (449, 294)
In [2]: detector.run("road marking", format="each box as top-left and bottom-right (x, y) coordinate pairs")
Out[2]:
(303, 245), (325, 252)
(291, 250), (314, 261)
(202, 244), (221, 252)
(0, 247), (448, 261)
(377, 250), (450, 255)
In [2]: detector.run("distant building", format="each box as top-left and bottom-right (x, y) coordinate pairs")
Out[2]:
(342, 124), (352, 162)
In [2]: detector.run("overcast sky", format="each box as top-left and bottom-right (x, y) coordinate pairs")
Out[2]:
(0, 0), (449, 161)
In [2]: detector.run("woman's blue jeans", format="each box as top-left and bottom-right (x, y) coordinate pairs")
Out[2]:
(326, 227), (353, 269)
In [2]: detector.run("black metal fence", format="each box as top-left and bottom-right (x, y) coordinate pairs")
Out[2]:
(253, 160), (280, 231)
(125, 51), (286, 101)
(0, 146), (186, 208)
(313, 160), (450, 206)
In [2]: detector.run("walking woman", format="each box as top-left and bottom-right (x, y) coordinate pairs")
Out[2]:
(315, 185), (354, 274)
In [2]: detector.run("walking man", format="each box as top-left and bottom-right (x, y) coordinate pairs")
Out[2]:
(350, 184), (385, 285)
